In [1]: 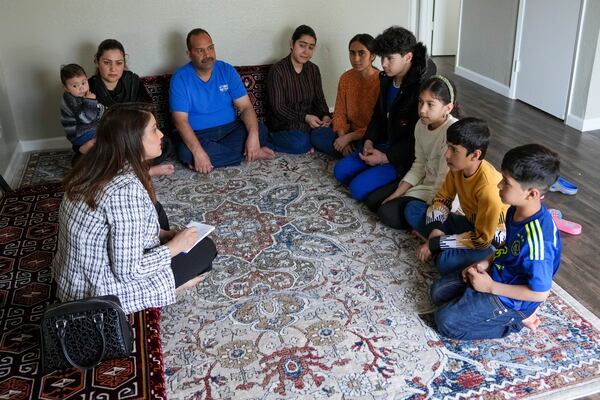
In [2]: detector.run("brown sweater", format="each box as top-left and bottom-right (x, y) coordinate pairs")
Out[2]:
(267, 55), (330, 132)
(332, 69), (380, 137)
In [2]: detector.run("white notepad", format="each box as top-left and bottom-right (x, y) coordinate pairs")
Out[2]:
(183, 221), (215, 253)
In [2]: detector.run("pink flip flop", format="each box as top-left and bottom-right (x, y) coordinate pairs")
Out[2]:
(548, 208), (582, 235)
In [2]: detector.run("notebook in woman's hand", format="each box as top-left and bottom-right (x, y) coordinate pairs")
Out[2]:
(183, 221), (215, 253)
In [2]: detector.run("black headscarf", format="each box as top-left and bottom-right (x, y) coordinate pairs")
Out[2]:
(88, 70), (152, 107)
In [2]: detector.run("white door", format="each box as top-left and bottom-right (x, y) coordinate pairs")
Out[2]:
(431, 0), (460, 56)
(515, 0), (581, 119)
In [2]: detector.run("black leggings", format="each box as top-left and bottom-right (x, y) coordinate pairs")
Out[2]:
(171, 237), (217, 287)
(155, 201), (218, 287)
(364, 180), (400, 213)
(377, 195), (423, 230)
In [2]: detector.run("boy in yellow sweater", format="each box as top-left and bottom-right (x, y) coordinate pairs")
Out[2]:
(405, 118), (508, 275)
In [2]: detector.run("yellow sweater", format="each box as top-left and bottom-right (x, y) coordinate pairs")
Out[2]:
(426, 160), (509, 251)
(331, 69), (380, 137)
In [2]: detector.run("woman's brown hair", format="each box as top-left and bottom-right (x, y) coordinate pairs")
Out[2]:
(63, 102), (157, 208)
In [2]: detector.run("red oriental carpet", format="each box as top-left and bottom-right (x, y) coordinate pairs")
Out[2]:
(0, 183), (166, 400)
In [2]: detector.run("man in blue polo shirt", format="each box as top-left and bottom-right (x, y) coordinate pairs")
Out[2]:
(170, 28), (275, 173)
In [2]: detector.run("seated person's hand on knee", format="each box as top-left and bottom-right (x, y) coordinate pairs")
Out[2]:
(466, 267), (493, 293)
(305, 114), (323, 129)
(244, 134), (261, 162)
(417, 242), (432, 263)
(334, 134), (353, 153)
(358, 147), (388, 166)
(461, 259), (491, 282)
(192, 149), (213, 174)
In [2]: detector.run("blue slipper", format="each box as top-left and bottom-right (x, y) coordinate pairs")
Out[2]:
(549, 177), (577, 195)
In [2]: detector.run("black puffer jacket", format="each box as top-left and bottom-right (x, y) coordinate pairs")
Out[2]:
(363, 57), (436, 175)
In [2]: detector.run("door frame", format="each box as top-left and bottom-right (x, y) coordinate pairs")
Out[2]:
(410, 0), (464, 62)
(508, 0), (586, 120)
(416, 0), (434, 51)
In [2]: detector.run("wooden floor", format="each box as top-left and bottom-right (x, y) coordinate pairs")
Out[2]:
(434, 57), (600, 317)
(435, 56), (600, 400)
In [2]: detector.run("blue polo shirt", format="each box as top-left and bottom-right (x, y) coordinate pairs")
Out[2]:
(490, 204), (561, 313)
(169, 60), (247, 131)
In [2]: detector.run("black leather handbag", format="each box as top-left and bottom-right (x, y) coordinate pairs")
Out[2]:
(40, 295), (134, 373)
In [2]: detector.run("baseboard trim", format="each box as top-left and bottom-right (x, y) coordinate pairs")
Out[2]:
(455, 65), (511, 98)
(19, 136), (70, 153)
(583, 118), (600, 132)
(3, 143), (22, 188)
(566, 113), (600, 132)
(566, 114), (584, 131)
(2, 136), (70, 188)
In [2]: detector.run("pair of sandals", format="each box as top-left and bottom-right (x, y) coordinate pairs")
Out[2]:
(548, 208), (582, 235)
(547, 177), (581, 235)
(549, 177), (577, 195)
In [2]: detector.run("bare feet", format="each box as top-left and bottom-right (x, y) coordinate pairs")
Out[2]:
(522, 312), (541, 332)
(175, 273), (207, 293)
(150, 163), (175, 177)
(256, 146), (276, 160)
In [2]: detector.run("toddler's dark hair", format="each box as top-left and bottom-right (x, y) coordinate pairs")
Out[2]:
(501, 144), (560, 193)
(60, 64), (87, 85)
(446, 117), (490, 159)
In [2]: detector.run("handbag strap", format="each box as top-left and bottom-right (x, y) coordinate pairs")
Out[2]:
(55, 313), (107, 369)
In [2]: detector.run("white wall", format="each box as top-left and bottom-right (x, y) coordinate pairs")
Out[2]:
(585, 34), (600, 120)
(0, 0), (411, 147)
(0, 52), (19, 179)
(457, 0), (600, 131)
(568, 0), (600, 131)
(457, 0), (519, 87)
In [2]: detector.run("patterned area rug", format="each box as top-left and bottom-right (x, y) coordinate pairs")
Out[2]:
(17, 151), (72, 188)
(151, 154), (600, 400)
(0, 183), (166, 399)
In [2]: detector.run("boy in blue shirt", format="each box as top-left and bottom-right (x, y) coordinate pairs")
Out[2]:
(431, 144), (561, 339)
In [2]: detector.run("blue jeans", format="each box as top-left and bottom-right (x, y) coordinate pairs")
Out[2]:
(310, 127), (341, 157)
(269, 126), (335, 154)
(177, 120), (272, 168)
(404, 200), (495, 275)
(404, 200), (429, 235)
(334, 145), (398, 201)
(431, 272), (531, 339)
(269, 129), (311, 154)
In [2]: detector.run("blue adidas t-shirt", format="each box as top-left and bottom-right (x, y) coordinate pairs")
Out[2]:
(490, 204), (562, 313)
(169, 60), (247, 131)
